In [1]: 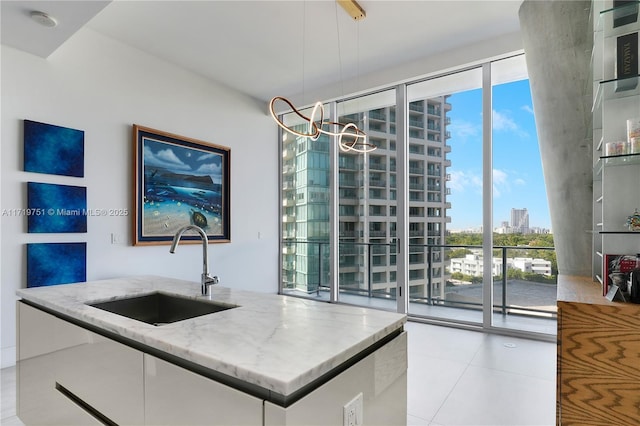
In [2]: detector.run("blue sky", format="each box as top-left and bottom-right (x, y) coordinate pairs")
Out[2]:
(446, 79), (551, 231)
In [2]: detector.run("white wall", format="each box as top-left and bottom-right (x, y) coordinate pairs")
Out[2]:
(1, 29), (279, 367)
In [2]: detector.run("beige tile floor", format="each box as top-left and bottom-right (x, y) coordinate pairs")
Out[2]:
(1, 321), (556, 426)
(404, 321), (555, 425)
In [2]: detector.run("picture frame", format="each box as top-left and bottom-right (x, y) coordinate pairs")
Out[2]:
(133, 125), (230, 245)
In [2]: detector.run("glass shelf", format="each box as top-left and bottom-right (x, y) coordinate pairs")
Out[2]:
(600, 153), (640, 161)
(604, 152), (640, 164)
(594, 153), (640, 176)
(597, 1), (640, 33)
(599, 230), (640, 234)
(593, 75), (640, 112)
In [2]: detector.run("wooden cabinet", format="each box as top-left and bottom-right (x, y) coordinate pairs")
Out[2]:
(557, 276), (640, 425)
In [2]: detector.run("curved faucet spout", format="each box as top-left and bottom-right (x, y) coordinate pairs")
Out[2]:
(170, 225), (217, 296)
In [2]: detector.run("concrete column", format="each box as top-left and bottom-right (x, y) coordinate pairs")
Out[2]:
(519, 1), (593, 276)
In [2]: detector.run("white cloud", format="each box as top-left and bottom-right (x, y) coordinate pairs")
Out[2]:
(449, 170), (482, 194)
(493, 169), (508, 184)
(521, 105), (534, 115)
(492, 168), (512, 199)
(195, 162), (221, 176)
(144, 146), (191, 171)
(493, 109), (529, 138)
(195, 162), (222, 184)
(450, 169), (527, 197)
(493, 110), (518, 132)
(197, 153), (217, 162)
(449, 119), (481, 142)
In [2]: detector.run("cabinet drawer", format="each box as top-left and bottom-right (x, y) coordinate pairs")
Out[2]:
(144, 355), (264, 425)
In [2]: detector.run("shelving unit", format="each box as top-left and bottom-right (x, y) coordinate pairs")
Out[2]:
(557, 4), (640, 423)
(592, 0), (640, 289)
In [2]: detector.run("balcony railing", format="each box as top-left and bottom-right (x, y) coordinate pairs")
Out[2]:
(281, 240), (558, 319)
(369, 179), (386, 187)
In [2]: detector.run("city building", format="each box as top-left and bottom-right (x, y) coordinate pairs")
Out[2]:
(495, 209), (551, 234)
(282, 98), (452, 299)
(449, 253), (552, 277)
(511, 208), (530, 233)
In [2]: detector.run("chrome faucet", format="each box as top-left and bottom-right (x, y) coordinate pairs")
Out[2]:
(170, 225), (219, 296)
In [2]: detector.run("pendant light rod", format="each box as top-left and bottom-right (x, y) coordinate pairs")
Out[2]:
(337, 0), (366, 21)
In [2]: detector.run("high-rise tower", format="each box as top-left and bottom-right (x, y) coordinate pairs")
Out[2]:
(511, 208), (530, 234)
(282, 96), (452, 299)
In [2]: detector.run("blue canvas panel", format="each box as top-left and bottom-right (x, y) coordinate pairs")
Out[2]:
(26, 242), (87, 288)
(27, 182), (87, 233)
(24, 119), (84, 177)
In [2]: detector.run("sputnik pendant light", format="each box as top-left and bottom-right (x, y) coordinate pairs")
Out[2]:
(268, 0), (376, 154)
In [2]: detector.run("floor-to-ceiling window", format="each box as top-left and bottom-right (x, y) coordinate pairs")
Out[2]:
(335, 90), (399, 310)
(490, 55), (557, 335)
(406, 67), (484, 325)
(279, 53), (556, 338)
(280, 104), (331, 299)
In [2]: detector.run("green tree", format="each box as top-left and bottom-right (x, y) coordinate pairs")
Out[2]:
(448, 248), (473, 259)
(507, 268), (524, 280)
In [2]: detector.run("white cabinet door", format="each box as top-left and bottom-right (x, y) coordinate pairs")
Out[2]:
(18, 343), (102, 426)
(17, 302), (145, 426)
(264, 331), (407, 426)
(144, 355), (264, 425)
(55, 332), (145, 425)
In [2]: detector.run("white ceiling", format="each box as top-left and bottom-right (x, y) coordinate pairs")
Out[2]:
(1, 0), (525, 103)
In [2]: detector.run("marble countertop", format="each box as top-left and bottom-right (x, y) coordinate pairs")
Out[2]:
(16, 275), (406, 397)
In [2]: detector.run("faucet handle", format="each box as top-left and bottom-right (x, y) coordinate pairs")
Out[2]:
(204, 275), (219, 285)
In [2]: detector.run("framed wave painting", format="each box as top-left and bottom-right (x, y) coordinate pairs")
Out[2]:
(133, 125), (230, 245)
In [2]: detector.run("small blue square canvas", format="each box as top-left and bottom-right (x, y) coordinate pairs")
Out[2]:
(27, 182), (87, 233)
(24, 120), (84, 177)
(27, 242), (87, 288)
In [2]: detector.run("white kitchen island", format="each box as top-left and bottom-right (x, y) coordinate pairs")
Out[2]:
(16, 276), (407, 425)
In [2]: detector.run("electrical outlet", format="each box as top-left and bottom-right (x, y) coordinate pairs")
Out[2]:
(343, 392), (363, 426)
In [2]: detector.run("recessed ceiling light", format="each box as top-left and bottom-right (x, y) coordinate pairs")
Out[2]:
(30, 11), (58, 28)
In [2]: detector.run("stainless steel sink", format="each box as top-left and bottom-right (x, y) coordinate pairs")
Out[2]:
(88, 292), (236, 326)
